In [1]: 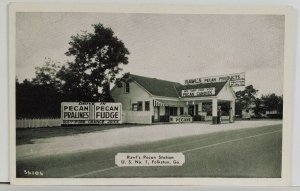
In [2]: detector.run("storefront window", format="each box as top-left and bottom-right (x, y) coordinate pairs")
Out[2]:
(170, 107), (178, 116)
(180, 107), (184, 115)
(145, 101), (150, 111)
(202, 102), (212, 115)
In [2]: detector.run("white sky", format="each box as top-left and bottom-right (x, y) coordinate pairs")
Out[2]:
(16, 12), (284, 96)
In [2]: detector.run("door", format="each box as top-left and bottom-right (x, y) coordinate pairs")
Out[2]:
(188, 105), (194, 116)
(154, 107), (160, 121)
(195, 104), (199, 116)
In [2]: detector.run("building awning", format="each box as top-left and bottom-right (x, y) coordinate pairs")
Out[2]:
(153, 99), (186, 107)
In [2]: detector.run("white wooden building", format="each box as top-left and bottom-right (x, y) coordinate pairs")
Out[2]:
(111, 74), (236, 124)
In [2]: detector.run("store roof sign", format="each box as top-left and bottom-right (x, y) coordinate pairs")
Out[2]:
(181, 87), (215, 97)
(184, 72), (245, 87)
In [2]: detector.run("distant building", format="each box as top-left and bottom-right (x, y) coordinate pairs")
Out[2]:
(111, 74), (236, 124)
(265, 110), (280, 115)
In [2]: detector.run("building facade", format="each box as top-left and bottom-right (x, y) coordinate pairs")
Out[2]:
(111, 74), (236, 124)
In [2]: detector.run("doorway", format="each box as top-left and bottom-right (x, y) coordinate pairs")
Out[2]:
(188, 105), (194, 116)
(154, 107), (160, 122)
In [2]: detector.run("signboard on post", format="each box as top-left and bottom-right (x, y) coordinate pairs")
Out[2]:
(184, 72), (245, 87)
(94, 102), (122, 122)
(169, 116), (193, 123)
(61, 102), (90, 124)
(61, 102), (122, 125)
(181, 87), (215, 97)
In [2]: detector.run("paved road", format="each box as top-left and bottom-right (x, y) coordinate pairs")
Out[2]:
(17, 120), (282, 160)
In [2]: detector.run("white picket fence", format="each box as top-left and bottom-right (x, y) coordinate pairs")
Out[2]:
(16, 118), (61, 128)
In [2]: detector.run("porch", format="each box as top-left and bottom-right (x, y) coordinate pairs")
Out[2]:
(152, 98), (235, 124)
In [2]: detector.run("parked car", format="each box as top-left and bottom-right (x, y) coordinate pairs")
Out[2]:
(242, 110), (251, 120)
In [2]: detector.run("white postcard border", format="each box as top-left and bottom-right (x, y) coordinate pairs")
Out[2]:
(9, 3), (295, 186)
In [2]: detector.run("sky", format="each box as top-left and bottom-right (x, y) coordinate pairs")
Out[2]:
(16, 12), (285, 96)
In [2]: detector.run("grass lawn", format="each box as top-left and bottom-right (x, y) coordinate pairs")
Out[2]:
(16, 124), (147, 145)
(16, 124), (282, 178)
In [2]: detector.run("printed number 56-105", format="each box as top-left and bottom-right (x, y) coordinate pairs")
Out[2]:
(24, 170), (43, 176)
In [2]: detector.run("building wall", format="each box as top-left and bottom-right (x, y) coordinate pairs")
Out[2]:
(159, 106), (165, 116)
(111, 81), (154, 124)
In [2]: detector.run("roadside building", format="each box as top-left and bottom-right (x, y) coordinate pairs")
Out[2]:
(111, 74), (236, 124)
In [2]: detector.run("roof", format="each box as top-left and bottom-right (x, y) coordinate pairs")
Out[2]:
(131, 74), (182, 98)
(130, 74), (228, 98)
(154, 99), (187, 107)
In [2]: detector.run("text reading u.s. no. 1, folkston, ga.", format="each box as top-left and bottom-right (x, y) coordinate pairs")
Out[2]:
(115, 153), (185, 166)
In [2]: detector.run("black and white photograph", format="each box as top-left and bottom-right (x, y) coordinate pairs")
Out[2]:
(9, 4), (294, 186)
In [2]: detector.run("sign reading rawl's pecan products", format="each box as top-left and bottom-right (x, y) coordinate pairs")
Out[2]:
(184, 72), (245, 87)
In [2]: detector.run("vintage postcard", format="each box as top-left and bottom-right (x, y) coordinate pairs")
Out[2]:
(9, 4), (294, 185)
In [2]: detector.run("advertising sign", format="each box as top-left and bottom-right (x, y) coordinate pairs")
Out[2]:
(169, 116), (193, 123)
(184, 72), (245, 87)
(61, 102), (122, 125)
(229, 80), (245, 87)
(94, 102), (122, 121)
(61, 102), (90, 124)
(181, 87), (215, 97)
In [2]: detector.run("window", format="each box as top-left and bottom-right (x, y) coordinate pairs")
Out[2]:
(180, 107), (184, 115)
(165, 106), (170, 116)
(137, 101), (143, 111)
(145, 101), (150, 111)
(132, 104), (137, 111)
(170, 107), (178, 116)
(166, 107), (178, 116)
(202, 102), (212, 116)
(124, 82), (130, 93)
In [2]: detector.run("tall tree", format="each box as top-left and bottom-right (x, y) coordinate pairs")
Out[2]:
(32, 57), (62, 90)
(235, 85), (258, 116)
(61, 23), (130, 102)
(16, 58), (63, 118)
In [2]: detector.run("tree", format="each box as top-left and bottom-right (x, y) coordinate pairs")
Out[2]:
(16, 23), (131, 118)
(253, 97), (264, 116)
(261, 93), (283, 115)
(61, 23), (130, 102)
(16, 78), (63, 118)
(235, 85), (258, 116)
(32, 57), (62, 90)
(16, 58), (64, 118)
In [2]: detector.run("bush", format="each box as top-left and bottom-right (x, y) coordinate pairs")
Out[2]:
(267, 114), (283, 119)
